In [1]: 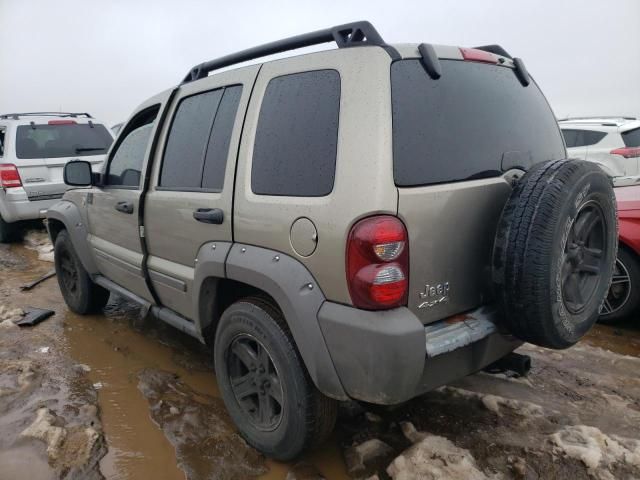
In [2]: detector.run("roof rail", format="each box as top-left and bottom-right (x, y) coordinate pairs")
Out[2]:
(558, 116), (637, 122)
(0, 112), (93, 120)
(182, 20), (392, 84)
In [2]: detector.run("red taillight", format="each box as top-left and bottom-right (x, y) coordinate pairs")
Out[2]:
(459, 47), (498, 64)
(0, 164), (22, 188)
(346, 215), (409, 310)
(48, 119), (76, 125)
(611, 146), (640, 158)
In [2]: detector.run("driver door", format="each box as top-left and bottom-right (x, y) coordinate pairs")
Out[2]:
(86, 100), (164, 301)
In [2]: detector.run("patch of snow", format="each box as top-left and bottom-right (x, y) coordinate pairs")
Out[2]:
(23, 230), (54, 263)
(37, 346), (50, 354)
(387, 422), (498, 480)
(443, 386), (544, 418)
(0, 305), (24, 322)
(551, 425), (640, 472)
(20, 408), (66, 460)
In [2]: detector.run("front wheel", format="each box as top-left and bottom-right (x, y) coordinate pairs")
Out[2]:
(599, 247), (640, 323)
(214, 297), (337, 461)
(54, 230), (110, 314)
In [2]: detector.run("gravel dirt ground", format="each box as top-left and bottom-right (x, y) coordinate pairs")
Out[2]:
(0, 228), (638, 480)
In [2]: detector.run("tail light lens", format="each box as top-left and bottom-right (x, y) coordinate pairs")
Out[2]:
(459, 47), (498, 64)
(611, 147), (640, 158)
(0, 164), (22, 188)
(347, 215), (409, 309)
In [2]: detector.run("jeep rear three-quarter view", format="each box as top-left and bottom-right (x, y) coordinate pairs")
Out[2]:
(46, 21), (618, 460)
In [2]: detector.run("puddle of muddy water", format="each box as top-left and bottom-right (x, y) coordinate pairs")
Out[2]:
(63, 298), (350, 480)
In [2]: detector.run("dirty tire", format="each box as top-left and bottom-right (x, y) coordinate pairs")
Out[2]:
(54, 230), (110, 314)
(0, 215), (18, 243)
(493, 159), (617, 349)
(599, 247), (640, 324)
(214, 297), (337, 461)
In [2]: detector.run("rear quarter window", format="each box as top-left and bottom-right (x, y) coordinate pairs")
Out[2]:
(251, 70), (340, 197)
(561, 129), (607, 148)
(622, 127), (640, 147)
(391, 60), (565, 187)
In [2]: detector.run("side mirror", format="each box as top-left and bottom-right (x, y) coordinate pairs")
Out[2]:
(64, 160), (94, 187)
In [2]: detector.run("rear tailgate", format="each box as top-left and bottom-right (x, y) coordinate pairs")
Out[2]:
(14, 122), (112, 200)
(392, 54), (566, 324)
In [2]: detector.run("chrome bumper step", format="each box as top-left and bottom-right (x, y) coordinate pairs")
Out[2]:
(424, 306), (499, 358)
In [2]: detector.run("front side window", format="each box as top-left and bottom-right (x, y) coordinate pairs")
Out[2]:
(106, 106), (159, 187)
(16, 123), (112, 159)
(251, 70), (340, 197)
(160, 85), (242, 191)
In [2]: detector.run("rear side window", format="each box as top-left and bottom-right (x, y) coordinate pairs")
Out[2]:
(16, 123), (113, 159)
(622, 128), (640, 147)
(391, 60), (565, 187)
(160, 86), (242, 191)
(561, 129), (607, 148)
(0, 128), (5, 157)
(252, 70), (340, 197)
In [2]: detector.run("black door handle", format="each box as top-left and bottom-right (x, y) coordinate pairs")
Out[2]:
(115, 201), (134, 214)
(193, 208), (224, 224)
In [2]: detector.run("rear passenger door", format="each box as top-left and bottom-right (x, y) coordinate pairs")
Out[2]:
(144, 66), (258, 319)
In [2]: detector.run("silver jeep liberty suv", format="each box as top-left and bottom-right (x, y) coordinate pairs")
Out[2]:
(48, 21), (617, 460)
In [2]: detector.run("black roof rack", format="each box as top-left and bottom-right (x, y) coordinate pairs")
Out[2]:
(0, 112), (93, 120)
(182, 20), (393, 84)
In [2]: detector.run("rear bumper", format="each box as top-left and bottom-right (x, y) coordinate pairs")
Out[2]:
(317, 302), (521, 405)
(0, 187), (61, 222)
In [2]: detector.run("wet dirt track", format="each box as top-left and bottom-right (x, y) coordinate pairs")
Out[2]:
(1, 232), (639, 480)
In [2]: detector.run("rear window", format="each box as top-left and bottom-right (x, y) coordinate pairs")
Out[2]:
(391, 60), (565, 187)
(16, 123), (113, 159)
(622, 128), (640, 147)
(561, 129), (607, 148)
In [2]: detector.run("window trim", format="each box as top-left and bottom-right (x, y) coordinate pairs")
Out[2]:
(104, 104), (160, 190)
(0, 127), (6, 157)
(157, 84), (242, 192)
(250, 68), (341, 198)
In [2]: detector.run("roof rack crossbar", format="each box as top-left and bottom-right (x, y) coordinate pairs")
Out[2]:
(0, 112), (93, 120)
(181, 20), (388, 84)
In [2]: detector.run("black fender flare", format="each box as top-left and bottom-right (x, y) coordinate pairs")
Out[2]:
(46, 200), (99, 275)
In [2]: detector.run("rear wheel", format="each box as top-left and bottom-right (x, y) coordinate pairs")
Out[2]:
(54, 230), (110, 314)
(214, 297), (337, 461)
(0, 215), (18, 243)
(599, 247), (640, 323)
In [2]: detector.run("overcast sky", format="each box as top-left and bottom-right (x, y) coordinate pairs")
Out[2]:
(1, 0), (638, 126)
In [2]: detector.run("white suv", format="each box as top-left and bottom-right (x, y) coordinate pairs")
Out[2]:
(558, 117), (640, 178)
(0, 112), (113, 241)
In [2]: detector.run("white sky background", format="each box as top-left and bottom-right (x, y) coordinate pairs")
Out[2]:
(0, 0), (638, 126)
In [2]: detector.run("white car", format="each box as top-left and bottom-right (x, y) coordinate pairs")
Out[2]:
(558, 117), (640, 178)
(0, 112), (113, 241)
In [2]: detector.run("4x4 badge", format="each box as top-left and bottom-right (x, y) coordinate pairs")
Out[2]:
(418, 282), (450, 309)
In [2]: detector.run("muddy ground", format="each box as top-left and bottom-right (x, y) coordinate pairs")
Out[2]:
(0, 229), (639, 480)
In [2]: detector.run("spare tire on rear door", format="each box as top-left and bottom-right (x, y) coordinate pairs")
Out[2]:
(493, 159), (617, 349)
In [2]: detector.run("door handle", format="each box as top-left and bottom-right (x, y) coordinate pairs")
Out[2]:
(193, 208), (224, 224)
(114, 201), (134, 214)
